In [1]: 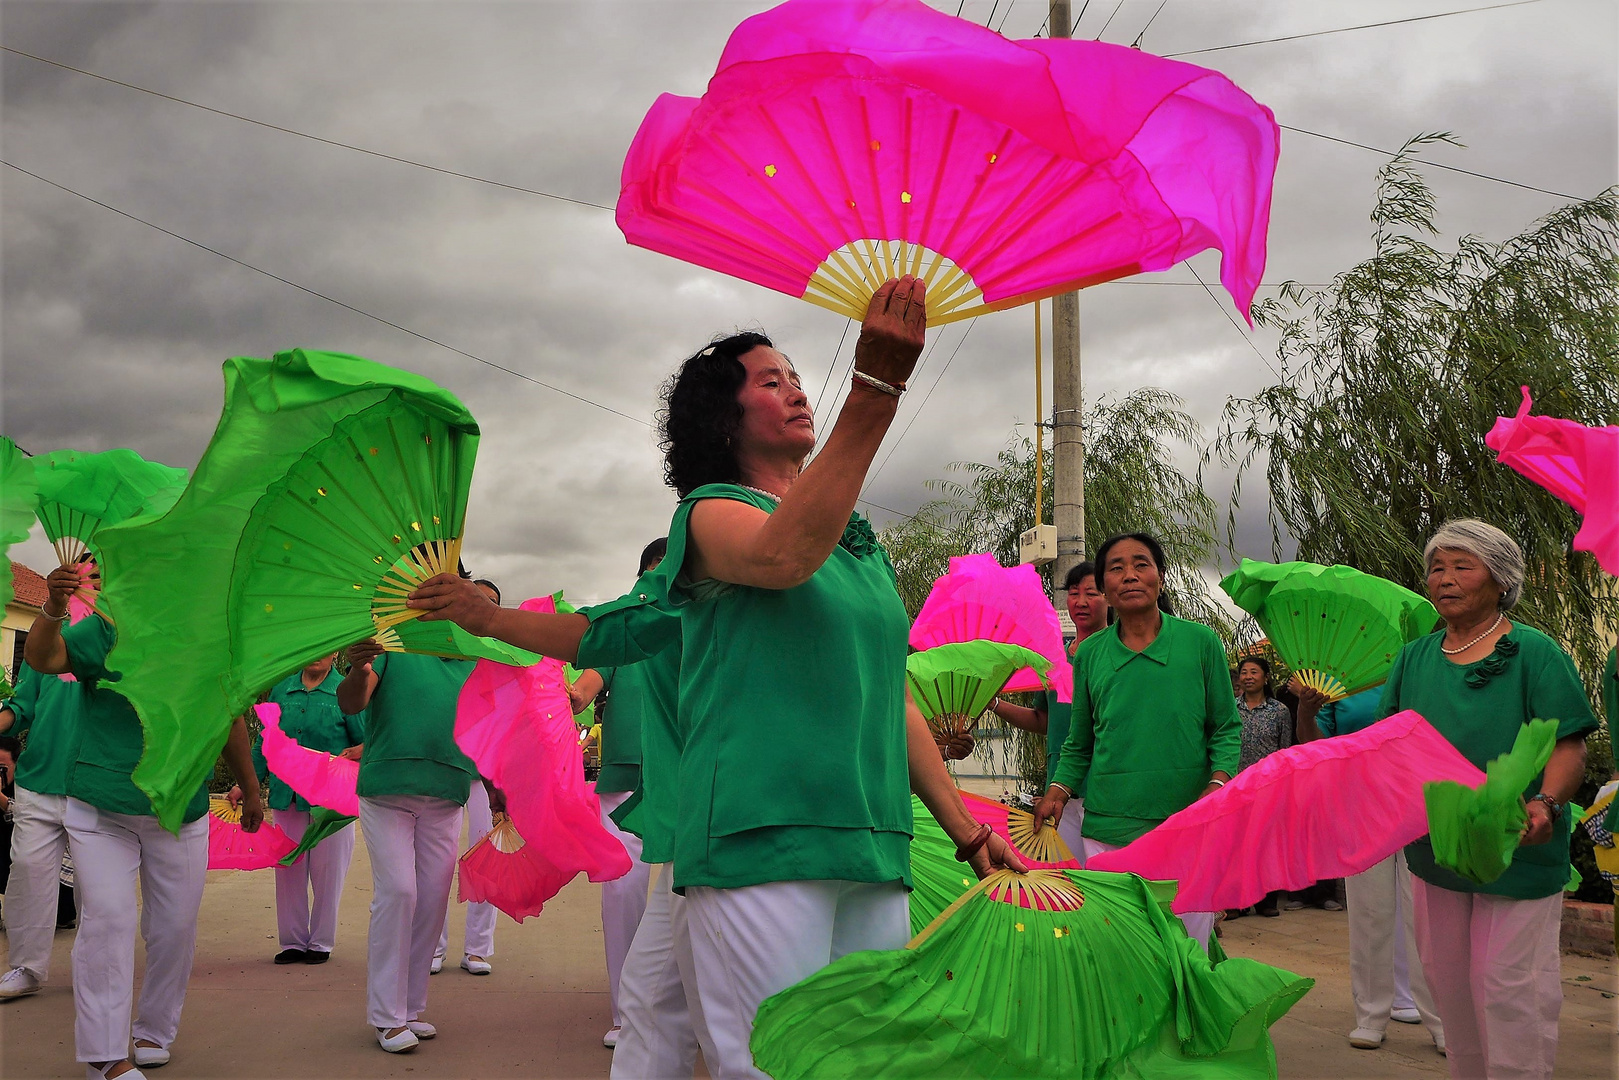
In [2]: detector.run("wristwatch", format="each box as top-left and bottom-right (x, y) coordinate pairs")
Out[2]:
(1528, 792), (1564, 821)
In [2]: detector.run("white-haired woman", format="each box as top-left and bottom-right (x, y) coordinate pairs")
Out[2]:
(1379, 519), (1595, 1080)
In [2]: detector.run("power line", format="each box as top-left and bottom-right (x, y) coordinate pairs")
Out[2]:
(1131, 0), (1169, 48)
(1068, 0), (1095, 37)
(1094, 0), (1127, 40)
(1280, 124), (1579, 201)
(1187, 262), (1287, 384)
(864, 318), (979, 492)
(0, 45), (613, 212)
(1162, 0), (1542, 58)
(2, 159), (650, 426)
(811, 318), (854, 414)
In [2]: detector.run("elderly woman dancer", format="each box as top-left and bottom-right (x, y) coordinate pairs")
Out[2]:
(404, 277), (1024, 1079)
(1032, 533), (1241, 949)
(1380, 519), (1595, 1080)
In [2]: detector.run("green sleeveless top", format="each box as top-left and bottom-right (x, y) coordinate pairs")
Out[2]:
(579, 484), (913, 892)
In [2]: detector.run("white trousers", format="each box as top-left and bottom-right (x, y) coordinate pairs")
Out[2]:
(686, 878), (909, 1080)
(64, 798), (207, 1062)
(599, 788), (650, 1027)
(1080, 836), (1214, 948)
(1413, 879), (1563, 1080)
(1056, 797), (1085, 867)
(272, 808), (355, 953)
(360, 794), (462, 1029)
(437, 783), (496, 960)
(1393, 884), (1417, 1011)
(610, 863), (715, 1080)
(1345, 851), (1442, 1037)
(5, 786), (71, 980)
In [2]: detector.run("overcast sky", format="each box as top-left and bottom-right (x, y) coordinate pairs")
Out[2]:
(2, 0), (1614, 607)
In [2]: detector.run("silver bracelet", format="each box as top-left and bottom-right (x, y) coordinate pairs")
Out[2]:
(41, 605), (69, 622)
(1208, 778), (1227, 788)
(1049, 782), (1072, 799)
(851, 370), (906, 397)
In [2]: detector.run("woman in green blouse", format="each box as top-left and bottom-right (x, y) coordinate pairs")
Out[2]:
(1379, 519), (1595, 1080)
(1032, 532), (1241, 949)
(405, 278), (1022, 1079)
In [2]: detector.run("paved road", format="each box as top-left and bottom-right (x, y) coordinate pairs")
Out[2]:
(3, 815), (1613, 1078)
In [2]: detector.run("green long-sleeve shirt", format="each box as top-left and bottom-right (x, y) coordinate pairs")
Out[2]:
(1051, 615), (1241, 846)
(2, 663), (84, 797)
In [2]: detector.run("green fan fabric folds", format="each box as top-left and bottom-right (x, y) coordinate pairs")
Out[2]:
(0, 438), (37, 610)
(1218, 559), (1439, 699)
(33, 447), (187, 565)
(277, 807), (357, 867)
(906, 641), (1051, 732)
(1424, 718), (1560, 886)
(908, 794), (980, 935)
(379, 618), (541, 666)
(752, 868), (1312, 1079)
(98, 349), (480, 831)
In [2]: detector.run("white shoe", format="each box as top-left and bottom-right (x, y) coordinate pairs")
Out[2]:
(406, 1021), (437, 1039)
(376, 1027), (419, 1053)
(603, 1026), (621, 1048)
(460, 955), (491, 975)
(86, 1064), (147, 1080)
(132, 1043), (170, 1067)
(1349, 1028), (1384, 1049)
(1390, 1007), (1421, 1024)
(1434, 1032), (1447, 1056)
(0, 967), (42, 998)
(430, 954), (443, 975)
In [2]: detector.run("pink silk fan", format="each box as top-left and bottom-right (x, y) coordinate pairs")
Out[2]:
(618, 0), (1279, 327)
(453, 595), (632, 919)
(255, 702), (360, 817)
(1486, 386), (1619, 576)
(910, 553), (1070, 701)
(207, 796), (297, 870)
(1085, 711), (1486, 913)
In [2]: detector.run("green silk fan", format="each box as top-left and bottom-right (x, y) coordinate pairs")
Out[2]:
(752, 867), (1313, 1080)
(278, 807), (358, 867)
(375, 619), (541, 666)
(1219, 559), (1439, 701)
(33, 447), (187, 567)
(1424, 718), (1559, 886)
(908, 793), (980, 936)
(0, 438), (37, 611)
(97, 348), (481, 831)
(907, 640), (1051, 738)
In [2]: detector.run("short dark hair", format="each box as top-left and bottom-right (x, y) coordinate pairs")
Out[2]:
(1238, 655), (1273, 696)
(1063, 561), (1096, 590)
(1093, 533), (1168, 591)
(472, 578), (501, 605)
(658, 331), (774, 497)
(639, 537), (669, 575)
(0, 734), (19, 759)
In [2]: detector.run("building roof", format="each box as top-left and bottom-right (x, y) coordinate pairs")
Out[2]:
(8, 561), (47, 610)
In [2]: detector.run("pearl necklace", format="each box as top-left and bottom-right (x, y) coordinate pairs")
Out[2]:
(741, 484), (782, 502)
(1440, 611), (1505, 655)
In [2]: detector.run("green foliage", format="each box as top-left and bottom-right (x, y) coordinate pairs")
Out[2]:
(1217, 134), (1619, 712)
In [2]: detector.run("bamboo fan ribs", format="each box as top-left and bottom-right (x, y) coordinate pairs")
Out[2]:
(905, 641), (1050, 741)
(32, 447), (186, 585)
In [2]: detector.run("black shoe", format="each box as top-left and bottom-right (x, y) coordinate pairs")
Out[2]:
(56, 918), (77, 930)
(303, 950), (330, 965)
(1223, 907), (1249, 920)
(1257, 905), (1280, 918)
(275, 949), (307, 965)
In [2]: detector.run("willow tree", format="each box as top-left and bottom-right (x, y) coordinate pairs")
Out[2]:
(882, 388), (1224, 787)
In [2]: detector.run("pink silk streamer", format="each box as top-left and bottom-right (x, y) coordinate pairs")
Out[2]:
(254, 702), (360, 817)
(456, 835), (555, 923)
(207, 812), (297, 871)
(1486, 386), (1619, 576)
(909, 553), (1070, 702)
(453, 596), (631, 916)
(1085, 711), (1486, 913)
(619, 0), (1278, 322)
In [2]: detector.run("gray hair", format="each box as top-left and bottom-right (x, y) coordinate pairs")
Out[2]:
(1423, 519), (1525, 610)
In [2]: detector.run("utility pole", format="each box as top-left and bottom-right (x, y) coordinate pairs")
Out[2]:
(1048, 0), (1085, 608)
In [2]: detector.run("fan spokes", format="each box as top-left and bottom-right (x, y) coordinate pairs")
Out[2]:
(806, 240), (985, 325)
(370, 537), (464, 631)
(1295, 667), (1350, 702)
(926, 711), (974, 739)
(1006, 809), (1077, 864)
(488, 818), (525, 855)
(52, 534), (90, 568)
(985, 869), (1084, 913)
(208, 794), (242, 825)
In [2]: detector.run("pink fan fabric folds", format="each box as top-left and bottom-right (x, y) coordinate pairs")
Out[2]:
(255, 702), (359, 817)
(453, 596), (631, 915)
(910, 553), (1070, 701)
(208, 813), (297, 871)
(1486, 386), (1619, 576)
(457, 832), (555, 923)
(962, 790), (1079, 872)
(619, 0), (1278, 321)
(1086, 711), (1485, 913)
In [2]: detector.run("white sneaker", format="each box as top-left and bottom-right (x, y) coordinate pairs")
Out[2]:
(376, 1026), (419, 1053)
(460, 955), (491, 975)
(132, 1043), (170, 1067)
(430, 954), (443, 975)
(603, 1026), (621, 1048)
(1390, 1007), (1421, 1024)
(86, 1064), (148, 1080)
(406, 1021), (436, 1039)
(0, 967), (42, 999)
(1349, 1028), (1384, 1049)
